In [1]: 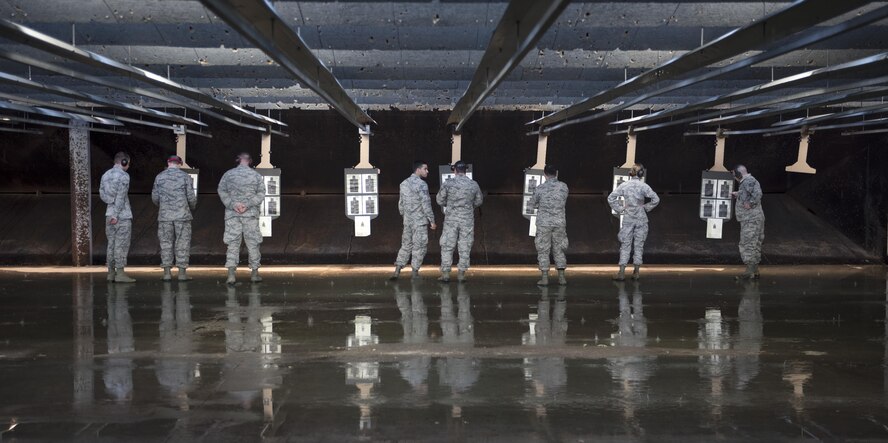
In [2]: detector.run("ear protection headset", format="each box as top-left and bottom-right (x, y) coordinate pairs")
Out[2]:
(630, 164), (645, 178)
(733, 166), (744, 180)
(121, 158), (129, 167)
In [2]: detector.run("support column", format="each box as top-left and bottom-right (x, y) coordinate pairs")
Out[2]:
(69, 120), (92, 266)
(786, 127), (817, 174)
(174, 125), (192, 169)
(711, 131), (728, 172)
(356, 125), (372, 169)
(451, 132), (462, 164)
(620, 130), (637, 168)
(531, 133), (548, 169)
(257, 131), (275, 168)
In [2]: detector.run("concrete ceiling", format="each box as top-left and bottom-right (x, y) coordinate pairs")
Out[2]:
(0, 1), (885, 124)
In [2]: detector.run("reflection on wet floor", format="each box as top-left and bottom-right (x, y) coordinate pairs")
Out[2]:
(0, 266), (887, 441)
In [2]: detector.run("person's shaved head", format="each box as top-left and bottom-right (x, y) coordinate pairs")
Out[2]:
(735, 165), (748, 175)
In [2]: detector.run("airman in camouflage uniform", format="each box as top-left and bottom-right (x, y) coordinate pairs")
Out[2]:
(99, 152), (136, 283)
(152, 155), (197, 282)
(732, 165), (765, 280)
(530, 165), (569, 286)
(436, 161), (483, 282)
(607, 164), (660, 281)
(218, 153), (265, 284)
(390, 161), (437, 280)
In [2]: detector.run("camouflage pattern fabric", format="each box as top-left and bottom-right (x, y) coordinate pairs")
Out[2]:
(436, 174), (483, 273)
(607, 178), (660, 265)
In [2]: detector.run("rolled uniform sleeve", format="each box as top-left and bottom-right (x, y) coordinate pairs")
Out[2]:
(246, 175), (265, 211)
(436, 183), (448, 208)
(218, 172), (234, 210)
(607, 186), (623, 213)
(110, 175), (129, 219)
(643, 185), (660, 212)
(151, 176), (160, 206)
(420, 181), (434, 224)
(186, 175), (197, 210)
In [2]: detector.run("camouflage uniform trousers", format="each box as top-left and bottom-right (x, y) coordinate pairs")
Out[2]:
(617, 217), (649, 266)
(738, 214), (765, 266)
(224, 217), (262, 269)
(158, 220), (192, 268)
(395, 224), (428, 271)
(105, 217), (132, 268)
(535, 225), (568, 272)
(439, 220), (474, 273)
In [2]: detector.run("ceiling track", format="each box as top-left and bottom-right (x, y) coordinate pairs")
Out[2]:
(447, 0), (571, 132)
(0, 18), (284, 127)
(0, 99), (120, 126)
(611, 52), (888, 127)
(693, 87), (888, 126)
(538, 4), (888, 133)
(529, 0), (870, 129)
(0, 49), (270, 132)
(603, 75), (888, 135)
(0, 70), (205, 126)
(199, 0), (371, 129)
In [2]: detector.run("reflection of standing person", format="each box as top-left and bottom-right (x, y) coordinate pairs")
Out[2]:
(99, 152), (136, 283)
(735, 280), (762, 390)
(223, 286), (282, 419)
(391, 161), (437, 280)
(156, 282), (196, 409)
(732, 165), (765, 280)
(608, 282), (653, 431)
(436, 161), (483, 283)
(522, 286), (568, 419)
(607, 164), (659, 281)
(152, 155), (197, 282)
(438, 284), (478, 401)
(529, 165), (569, 286)
(395, 282), (430, 392)
(104, 284), (134, 403)
(218, 153), (265, 285)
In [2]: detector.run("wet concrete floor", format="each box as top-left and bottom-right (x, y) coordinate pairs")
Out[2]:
(0, 265), (887, 442)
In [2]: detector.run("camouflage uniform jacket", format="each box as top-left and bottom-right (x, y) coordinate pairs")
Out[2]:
(218, 165), (265, 220)
(735, 175), (763, 222)
(530, 177), (569, 227)
(99, 165), (132, 220)
(152, 167), (197, 221)
(398, 174), (434, 226)
(607, 178), (660, 221)
(436, 174), (482, 223)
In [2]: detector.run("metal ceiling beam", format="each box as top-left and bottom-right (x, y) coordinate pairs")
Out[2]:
(529, 0), (869, 129)
(200, 0), (372, 128)
(0, 70), (204, 127)
(810, 117), (888, 131)
(537, 4), (888, 133)
(771, 103), (888, 128)
(446, 0), (570, 131)
(0, 126), (42, 135)
(612, 52), (888, 126)
(0, 49), (269, 132)
(603, 75), (888, 135)
(693, 87), (888, 126)
(0, 99), (120, 126)
(0, 113), (129, 134)
(843, 127), (888, 135)
(0, 19), (284, 128)
(0, 91), (187, 131)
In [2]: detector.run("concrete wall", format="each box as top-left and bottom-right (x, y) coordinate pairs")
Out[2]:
(0, 109), (884, 265)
